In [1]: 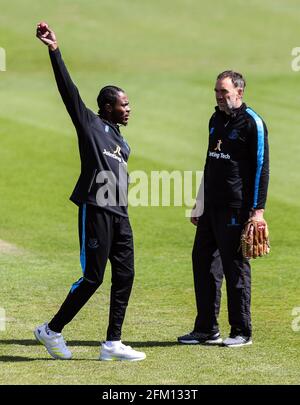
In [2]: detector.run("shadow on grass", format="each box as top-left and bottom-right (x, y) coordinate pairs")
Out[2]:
(0, 340), (179, 348)
(0, 355), (102, 362)
(0, 356), (51, 362)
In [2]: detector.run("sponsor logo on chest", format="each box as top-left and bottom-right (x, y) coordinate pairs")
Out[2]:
(209, 139), (231, 160)
(103, 144), (127, 165)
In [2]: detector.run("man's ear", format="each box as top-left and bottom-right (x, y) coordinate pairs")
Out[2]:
(237, 88), (244, 99)
(105, 103), (113, 113)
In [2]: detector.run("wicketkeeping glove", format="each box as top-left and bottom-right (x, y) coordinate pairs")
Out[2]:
(240, 219), (270, 260)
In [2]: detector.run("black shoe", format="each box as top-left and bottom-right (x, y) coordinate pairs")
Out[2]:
(177, 331), (222, 345)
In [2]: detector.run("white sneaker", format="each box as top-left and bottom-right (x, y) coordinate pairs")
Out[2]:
(223, 335), (252, 348)
(100, 341), (146, 361)
(34, 322), (72, 360)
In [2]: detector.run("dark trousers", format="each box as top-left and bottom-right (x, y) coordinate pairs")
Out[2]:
(48, 204), (134, 341)
(192, 207), (252, 337)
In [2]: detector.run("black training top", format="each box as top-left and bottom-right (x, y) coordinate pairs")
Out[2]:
(204, 103), (269, 210)
(49, 48), (130, 217)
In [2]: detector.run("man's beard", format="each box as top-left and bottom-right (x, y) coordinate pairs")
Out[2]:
(219, 99), (235, 114)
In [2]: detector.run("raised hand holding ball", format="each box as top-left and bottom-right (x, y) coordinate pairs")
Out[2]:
(36, 21), (58, 50)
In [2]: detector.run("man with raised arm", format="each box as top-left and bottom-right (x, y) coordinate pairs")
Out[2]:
(34, 22), (145, 361)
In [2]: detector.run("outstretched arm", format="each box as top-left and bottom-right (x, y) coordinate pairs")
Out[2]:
(36, 22), (90, 132)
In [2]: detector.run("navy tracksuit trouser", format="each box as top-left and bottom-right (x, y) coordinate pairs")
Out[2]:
(192, 207), (252, 337)
(48, 204), (134, 341)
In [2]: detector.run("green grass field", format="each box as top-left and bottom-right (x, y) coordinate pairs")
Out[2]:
(0, 0), (300, 385)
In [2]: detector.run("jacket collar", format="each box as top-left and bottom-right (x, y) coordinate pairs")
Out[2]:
(100, 118), (121, 134)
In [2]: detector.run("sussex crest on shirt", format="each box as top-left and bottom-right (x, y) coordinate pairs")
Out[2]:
(228, 129), (239, 140)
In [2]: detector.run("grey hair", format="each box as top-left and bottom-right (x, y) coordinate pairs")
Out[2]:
(217, 70), (246, 90)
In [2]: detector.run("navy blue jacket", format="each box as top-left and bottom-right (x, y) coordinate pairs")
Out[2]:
(204, 103), (269, 210)
(49, 48), (130, 216)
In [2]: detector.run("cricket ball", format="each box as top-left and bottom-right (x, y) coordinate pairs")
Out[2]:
(39, 22), (48, 34)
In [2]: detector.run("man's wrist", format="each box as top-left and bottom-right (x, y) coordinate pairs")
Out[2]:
(250, 208), (264, 219)
(48, 42), (58, 51)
